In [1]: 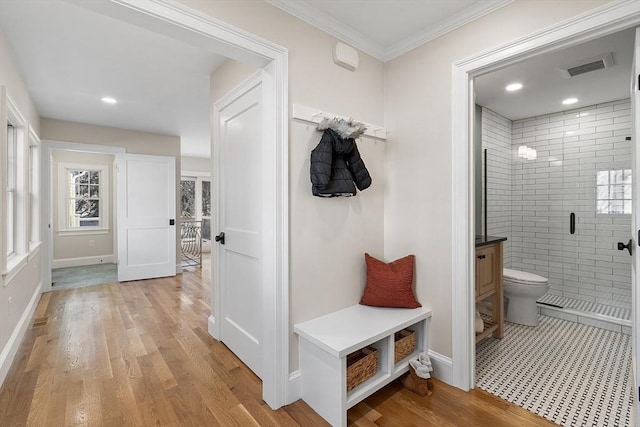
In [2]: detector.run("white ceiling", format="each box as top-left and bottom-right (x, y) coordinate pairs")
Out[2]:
(475, 28), (635, 120)
(266, 0), (514, 61)
(0, 0), (227, 158)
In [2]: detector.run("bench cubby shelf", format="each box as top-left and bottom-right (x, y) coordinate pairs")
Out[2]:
(294, 305), (432, 427)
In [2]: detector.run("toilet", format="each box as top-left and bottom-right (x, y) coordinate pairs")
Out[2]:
(503, 268), (549, 326)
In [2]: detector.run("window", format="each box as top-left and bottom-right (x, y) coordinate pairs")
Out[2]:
(180, 175), (211, 241)
(6, 124), (16, 257)
(28, 127), (40, 248)
(180, 178), (196, 218)
(67, 170), (101, 227)
(3, 93), (28, 272)
(597, 169), (631, 214)
(58, 162), (109, 232)
(202, 180), (211, 241)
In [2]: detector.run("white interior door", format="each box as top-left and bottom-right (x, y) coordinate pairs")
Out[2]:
(117, 153), (176, 282)
(217, 79), (263, 379)
(632, 26), (640, 427)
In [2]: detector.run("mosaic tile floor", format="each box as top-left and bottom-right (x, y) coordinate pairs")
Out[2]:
(51, 263), (117, 290)
(476, 315), (632, 427)
(538, 294), (631, 322)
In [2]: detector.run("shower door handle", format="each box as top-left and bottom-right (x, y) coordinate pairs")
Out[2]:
(569, 213), (575, 234)
(618, 239), (632, 256)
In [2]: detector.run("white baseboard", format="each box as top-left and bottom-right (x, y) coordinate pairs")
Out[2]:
(52, 254), (115, 269)
(429, 350), (453, 385)
(207, 315), (219, 340)
(0, 281), (42, 387)
(286, 370), (301, 404)
(176, 263), (183, 274)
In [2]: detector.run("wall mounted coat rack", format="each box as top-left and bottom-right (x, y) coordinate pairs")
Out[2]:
(292, 104), (387, 140)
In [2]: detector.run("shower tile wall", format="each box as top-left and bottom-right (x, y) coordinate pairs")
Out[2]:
(481, 100), (632, 310)
(510, 99), (632, 310)
(482, 107), (513, 268)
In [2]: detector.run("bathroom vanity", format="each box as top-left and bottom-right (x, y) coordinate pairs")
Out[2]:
(475, 236), (506, 342)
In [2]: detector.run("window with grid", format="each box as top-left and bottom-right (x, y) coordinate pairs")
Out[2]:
(597, 169), (631, 214)
(66, 169), (102, 228)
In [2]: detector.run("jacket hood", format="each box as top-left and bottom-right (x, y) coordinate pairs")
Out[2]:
(317, 117), (366, 139)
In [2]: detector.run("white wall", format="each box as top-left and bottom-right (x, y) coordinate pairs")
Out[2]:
(41, 119), (183, 267)
(182, 156), (211, 174)
(0, 0), (617, 390)
(383, 0), (613, 359)
(51, 149), (115, 265)
(184, 2), (386, 372)
(0, 27), (42, 386)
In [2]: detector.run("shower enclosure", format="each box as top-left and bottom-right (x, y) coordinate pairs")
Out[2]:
(480, 99), (632, 327)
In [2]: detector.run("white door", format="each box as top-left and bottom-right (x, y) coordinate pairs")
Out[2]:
(216, 80), (263, 378)
(632, 26), (640, 427)
(117, 154), (176, 282)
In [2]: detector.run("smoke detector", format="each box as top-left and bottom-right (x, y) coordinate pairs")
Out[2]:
(558, 52), (614, 78)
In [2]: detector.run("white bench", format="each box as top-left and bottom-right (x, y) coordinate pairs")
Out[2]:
(294, 305), (432, 427)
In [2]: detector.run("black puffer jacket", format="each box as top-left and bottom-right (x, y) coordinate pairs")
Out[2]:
(310, 118), (372, 197)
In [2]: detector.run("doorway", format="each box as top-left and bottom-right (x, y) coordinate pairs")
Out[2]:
(42, 142), (124, 293)
(450, 2), (640, 425)
(472, 28), (634, 426)
(49, 148), (116, 290)
(34, 0), (290, 409)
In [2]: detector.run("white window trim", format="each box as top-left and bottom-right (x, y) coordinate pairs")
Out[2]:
(2, 90), (28, 285)
(27, 241), (41, 262)
(3, 253), (28, 285)
(57, 161), (110, 235)
(28, 125), (41, 254)
(6, 123), (17, 258)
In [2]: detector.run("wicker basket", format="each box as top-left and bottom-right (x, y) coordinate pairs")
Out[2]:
(346, 346), (378, 391)
(394, 329), (416, 363)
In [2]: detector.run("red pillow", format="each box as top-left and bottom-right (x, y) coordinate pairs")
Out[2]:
(360, 253), (421, 308)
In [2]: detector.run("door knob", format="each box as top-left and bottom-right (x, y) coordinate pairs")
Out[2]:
(617, 239), (632, 256)
(215, 232), (225, 245)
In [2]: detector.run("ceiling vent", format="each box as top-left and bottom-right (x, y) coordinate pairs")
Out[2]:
(559, 52), (614, 78)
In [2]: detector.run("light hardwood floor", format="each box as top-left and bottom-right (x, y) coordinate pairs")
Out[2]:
(0, 261), (557, 426)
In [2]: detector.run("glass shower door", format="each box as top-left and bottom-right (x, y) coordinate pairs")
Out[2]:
(561, 103), (633, 318)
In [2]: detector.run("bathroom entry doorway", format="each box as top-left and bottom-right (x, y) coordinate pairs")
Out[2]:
(453, 3), (640, 427)
(471, 28), (637, 426)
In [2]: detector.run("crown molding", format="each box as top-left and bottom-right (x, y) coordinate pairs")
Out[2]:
(265, 0), (514, 62)
(382, 0), (515, 61)
(264, 0), (385, 60)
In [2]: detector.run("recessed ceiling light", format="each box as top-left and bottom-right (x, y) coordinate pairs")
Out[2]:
(505, 83), (523, 92)
(562, 97), (578, 105)
(101, 96), (117, 104)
